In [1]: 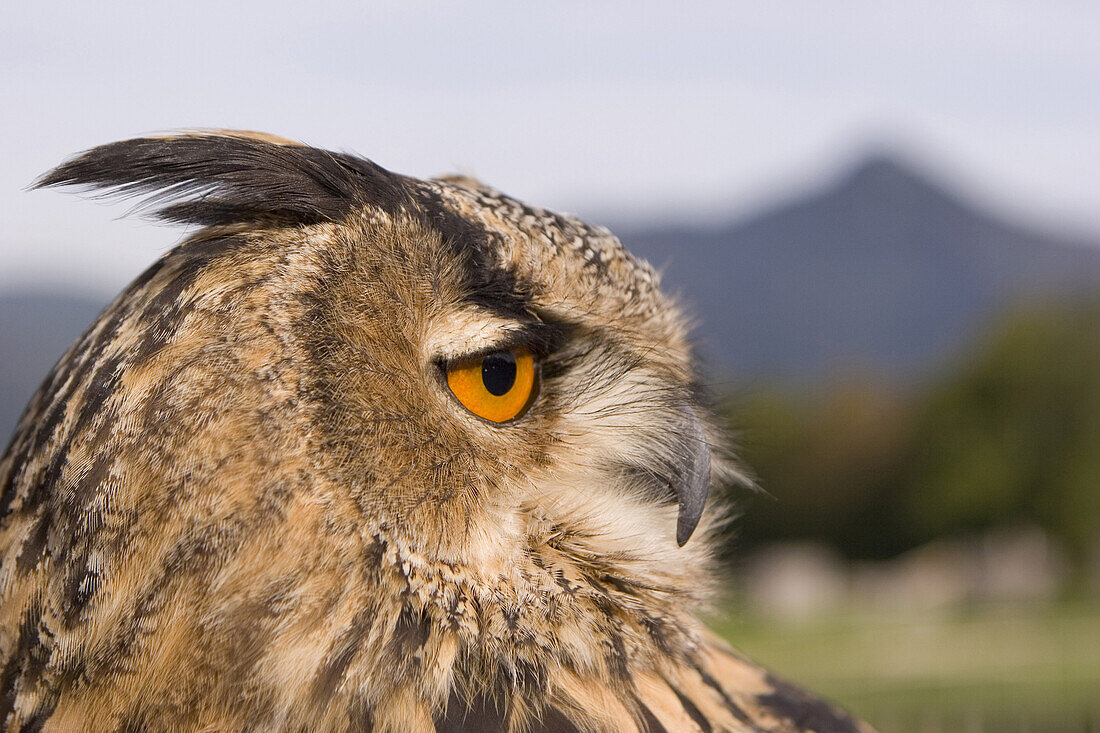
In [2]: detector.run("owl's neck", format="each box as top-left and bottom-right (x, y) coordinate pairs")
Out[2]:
(363, 504), (715, 693)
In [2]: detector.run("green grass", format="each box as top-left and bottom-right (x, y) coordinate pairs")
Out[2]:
(707, 601), (1100, 732)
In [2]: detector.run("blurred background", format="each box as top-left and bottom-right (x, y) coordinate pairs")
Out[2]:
(2, 2), (1098, 730)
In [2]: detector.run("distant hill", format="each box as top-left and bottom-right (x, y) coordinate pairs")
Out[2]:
(0, 292), (110, 442)
(4, 153), (1100, 440)
(618, 155), (1100, 381)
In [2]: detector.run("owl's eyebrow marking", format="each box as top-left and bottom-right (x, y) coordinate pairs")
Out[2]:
(432, 314), (572, 365)
(464, 270), (530, 321)
(486, 317), (571, 358)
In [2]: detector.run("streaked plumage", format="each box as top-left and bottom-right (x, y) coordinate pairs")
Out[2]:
(0, 132), (874, 732)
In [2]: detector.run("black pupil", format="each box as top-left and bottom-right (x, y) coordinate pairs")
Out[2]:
(481, 351), (517, 397)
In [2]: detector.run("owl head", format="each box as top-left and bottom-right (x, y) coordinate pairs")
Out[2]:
(31, 131), (738, 553)
(0, 132), (754, 730)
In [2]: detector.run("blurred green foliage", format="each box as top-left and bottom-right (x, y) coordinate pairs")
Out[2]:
(720, 296), (1100, 572)
(710, 602), (1100, 733)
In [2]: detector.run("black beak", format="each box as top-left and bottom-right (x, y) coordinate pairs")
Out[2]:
(675, 413), (711, 546)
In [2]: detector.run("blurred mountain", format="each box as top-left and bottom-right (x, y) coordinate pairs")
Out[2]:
(0, 292), (109, 443)
(4, 152), (1100, 440)
(618, 154), (1100, 381)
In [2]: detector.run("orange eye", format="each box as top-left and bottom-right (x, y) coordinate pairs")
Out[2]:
(445, 346), (537, 423)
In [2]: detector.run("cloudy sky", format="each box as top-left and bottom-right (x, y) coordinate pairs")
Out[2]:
(2, 0), (1098, 293)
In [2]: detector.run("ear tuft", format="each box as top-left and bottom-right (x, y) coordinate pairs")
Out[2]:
(34, 131), (413, 227)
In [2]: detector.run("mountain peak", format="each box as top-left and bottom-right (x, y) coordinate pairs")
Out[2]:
(821, 150), (983, 226)
(621, 147), (1100, 381)
(840, 151), (950, 200)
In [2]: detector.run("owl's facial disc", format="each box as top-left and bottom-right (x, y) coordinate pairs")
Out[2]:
(425, 303), (712, 546)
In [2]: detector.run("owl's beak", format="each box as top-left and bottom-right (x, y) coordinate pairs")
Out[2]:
(675, 413), (711, 547)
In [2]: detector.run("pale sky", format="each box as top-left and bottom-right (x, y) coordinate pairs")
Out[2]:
(2, 0), (1098, 293)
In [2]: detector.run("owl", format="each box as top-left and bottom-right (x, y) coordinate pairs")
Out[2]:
(0, 132), (873, 732)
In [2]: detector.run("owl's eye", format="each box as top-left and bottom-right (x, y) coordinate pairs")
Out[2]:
(445, 346), (537, 423)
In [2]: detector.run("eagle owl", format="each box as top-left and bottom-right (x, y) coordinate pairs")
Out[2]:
(0, 133), (873, 732)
